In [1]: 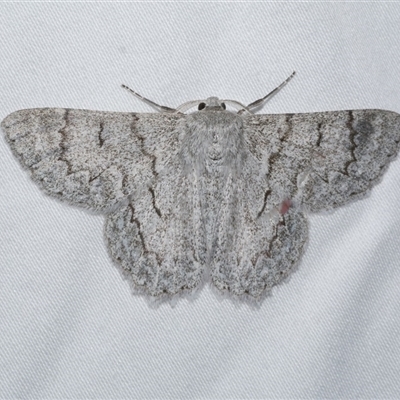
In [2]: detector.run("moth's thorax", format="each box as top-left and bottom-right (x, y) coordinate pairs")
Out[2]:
(181, 110), (245, 169)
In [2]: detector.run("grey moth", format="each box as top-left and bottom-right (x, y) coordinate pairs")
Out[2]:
(3, 74), (400, 302)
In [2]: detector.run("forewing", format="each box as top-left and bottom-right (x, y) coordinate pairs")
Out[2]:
(2, 108), (181, 212)
(244, 110), (400, 212)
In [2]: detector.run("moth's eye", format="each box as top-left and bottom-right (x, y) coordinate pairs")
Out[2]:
(198, 103), (206, 110)
(221, 103), (226, 110)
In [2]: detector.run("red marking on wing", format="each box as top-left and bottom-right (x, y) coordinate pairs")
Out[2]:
(280, 199), (292, 215)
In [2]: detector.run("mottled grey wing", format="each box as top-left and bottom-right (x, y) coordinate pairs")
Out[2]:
(3, 108), (206, 298)
(2, 108), (181, 212)
(244, 110), (400, 212)
(208, 109), (400, 300)
(105, 162), (206, 298)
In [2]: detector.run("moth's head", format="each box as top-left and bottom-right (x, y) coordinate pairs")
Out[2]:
(197, 97), (226, 111)
(176, 96), (248, 114)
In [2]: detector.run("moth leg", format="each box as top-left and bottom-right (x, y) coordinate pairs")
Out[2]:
(121, 84), (177, 113)
(247, 71), (296, 111)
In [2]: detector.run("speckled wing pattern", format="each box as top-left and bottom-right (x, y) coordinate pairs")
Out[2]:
(3, 107), (400, 301)
(2, 109), (182, 211)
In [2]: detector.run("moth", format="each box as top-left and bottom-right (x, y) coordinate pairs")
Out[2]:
(3, 73), (400, 302)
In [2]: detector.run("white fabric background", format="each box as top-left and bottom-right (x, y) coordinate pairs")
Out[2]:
(1, 3), (400, 398)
